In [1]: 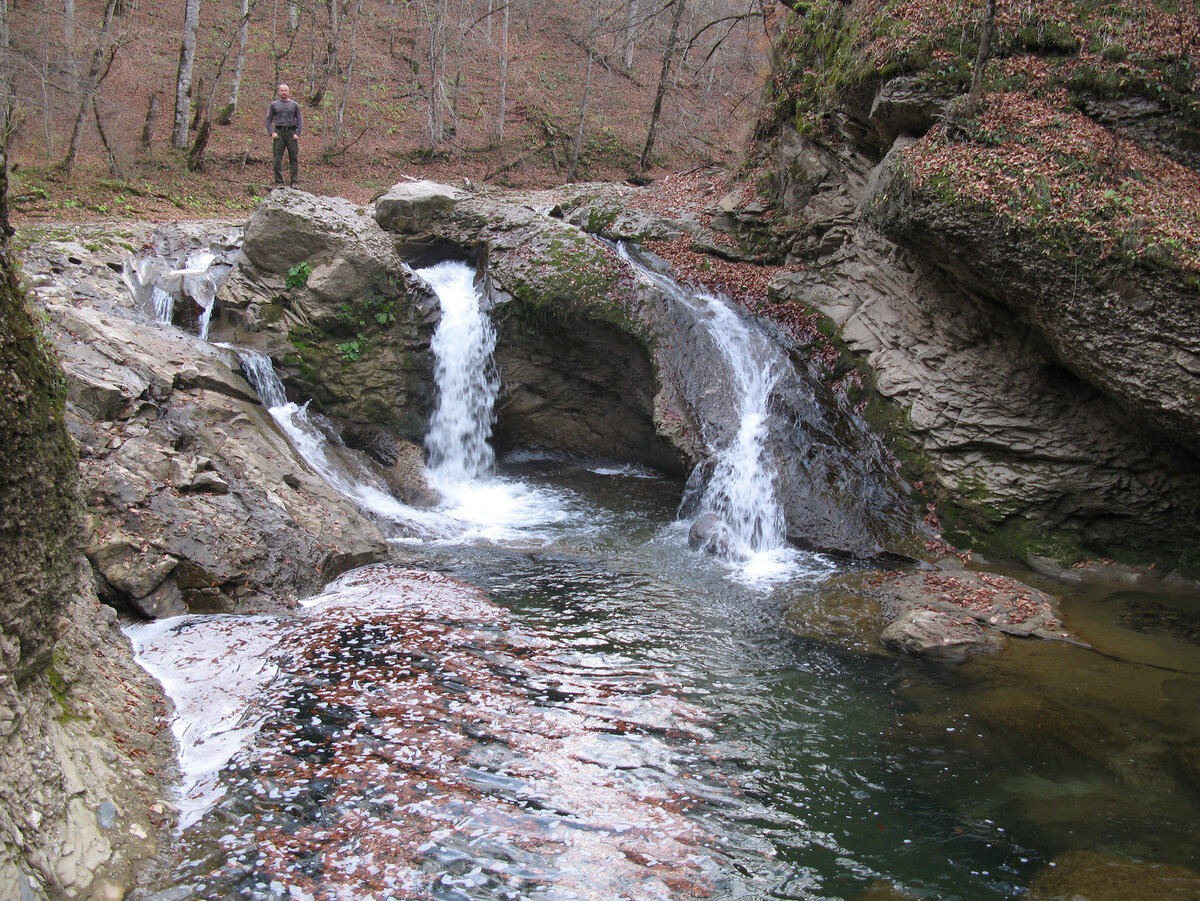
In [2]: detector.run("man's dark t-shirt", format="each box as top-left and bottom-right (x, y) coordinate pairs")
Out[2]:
(266, 99), (302, 135)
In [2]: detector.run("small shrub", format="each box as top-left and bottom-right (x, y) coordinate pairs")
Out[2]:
(286, 261), (313, 290)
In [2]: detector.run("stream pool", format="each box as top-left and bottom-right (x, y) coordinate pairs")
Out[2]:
(129, 459), (1200, 901)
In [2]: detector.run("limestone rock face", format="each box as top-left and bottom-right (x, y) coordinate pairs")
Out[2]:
(23, 237), (390, 618)
(764, 126), (1200, 569)
(2, 218), (173, 899)
(216, 189), (438, 440)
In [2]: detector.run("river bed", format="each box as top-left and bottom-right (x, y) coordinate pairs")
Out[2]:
(128, 459), (1200, 900)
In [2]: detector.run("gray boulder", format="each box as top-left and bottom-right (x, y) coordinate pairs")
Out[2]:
(688, 513), (751, 563)
(215, 190), (438, 441)
(375, 180), (467, 234)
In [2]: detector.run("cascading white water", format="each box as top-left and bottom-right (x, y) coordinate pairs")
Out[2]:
(619, 246), (786, 559)
(236, 348), (288, 409)
(418, 261), (500, 489)
(231, 347), (451, 540)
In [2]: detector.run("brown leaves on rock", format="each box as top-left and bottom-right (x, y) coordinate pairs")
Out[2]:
(905, 92), (1200, 271)
(917, 571), (1048, 626)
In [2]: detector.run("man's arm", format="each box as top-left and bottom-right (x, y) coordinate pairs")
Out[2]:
(266, 102), (276, 137)
(294, 102), (302, 138)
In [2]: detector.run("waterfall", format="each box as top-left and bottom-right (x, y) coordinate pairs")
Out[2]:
(229, 346), (452, 540)
(236, 348), (288, 409)
(124, 247), (228, 337)
(417, 261), (500, 489)
(619, 246), (786, 558)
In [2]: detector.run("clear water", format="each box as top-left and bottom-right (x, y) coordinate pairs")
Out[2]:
(129, 458), (1200, 900)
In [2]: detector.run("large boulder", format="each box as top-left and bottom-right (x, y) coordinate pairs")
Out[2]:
(215, 189), (438, 439)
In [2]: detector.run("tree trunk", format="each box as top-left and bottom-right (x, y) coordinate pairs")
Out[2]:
(187, 117), (211, 171)
(331, 0), (363, 145)
(311, 0), (343, 106)
(568, 0), (600, 182)
(172, 0), (201, 149)
(288, 0), (299, 33)
(640, 0), (686, 171)
(92, 101), (121, 176)
(225, 0), (251, 121)
(190, 75), (206, 130)
(63, 0), (77, 85)
(426, 0), (448, 150)
(141, 92), (158, 147)
(63, 0), (121, 175)
(0, 0), (11, 145)
(494, 0), (509, 146)
(965, 0), (996, 117)
(622, 0), (639, 70)
(568, 49), (595, 182)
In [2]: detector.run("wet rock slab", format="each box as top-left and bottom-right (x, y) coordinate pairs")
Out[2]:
(865, 570), (1078, 663)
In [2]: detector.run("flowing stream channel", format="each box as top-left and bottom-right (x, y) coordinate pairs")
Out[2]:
(127, 259), (1200, 900)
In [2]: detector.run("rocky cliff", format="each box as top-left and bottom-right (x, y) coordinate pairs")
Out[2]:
(1, 167), (173, 900)
(737, 0), (1200, 574)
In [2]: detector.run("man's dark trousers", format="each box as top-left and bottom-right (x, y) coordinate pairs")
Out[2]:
(273, 126), (299, 185)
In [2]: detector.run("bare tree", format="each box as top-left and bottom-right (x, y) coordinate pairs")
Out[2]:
(63, 0), (77, 86)
(965, 0), (997, 117)
(0, 0), (11, 145)
(640, 0), (686, 170)
(568, 0), (601, 182)
(220, 0), (253, 123)
(330, 0), (365, 146)
(622, 0), (639, 69)
(172, 0), (201, 149)
(426, 0), (449, 150)
(494, 0), (509, 145)
(311, 0), (343, 105)
(63, 0), (123, 175)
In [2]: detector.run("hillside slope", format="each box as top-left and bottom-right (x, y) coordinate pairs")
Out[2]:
(5, 0), (771, 221)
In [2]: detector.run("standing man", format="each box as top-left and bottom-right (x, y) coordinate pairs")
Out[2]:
(266, 83), (302, 187)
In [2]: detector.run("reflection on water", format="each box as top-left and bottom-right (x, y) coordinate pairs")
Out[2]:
(134, 461), (1200, 900)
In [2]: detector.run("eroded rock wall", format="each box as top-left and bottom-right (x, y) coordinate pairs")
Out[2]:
(762, 114), (1200, 569)
(20, 228), (390, 617)
(2, 176), (173, 898)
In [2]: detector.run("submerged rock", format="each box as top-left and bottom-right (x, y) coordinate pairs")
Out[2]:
(688, 512), (751, 562)
(865, 569), (1078, 662)
(1026, 850), (1200, 901)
